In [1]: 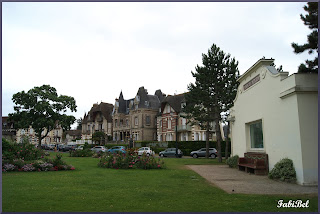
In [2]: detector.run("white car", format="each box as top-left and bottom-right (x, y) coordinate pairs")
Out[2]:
(75, 145), (84, 150)
(91, 146), (107, 153)
(137, 147), (155, 156)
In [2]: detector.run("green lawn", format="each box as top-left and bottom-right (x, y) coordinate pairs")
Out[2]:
(2, 152), (318, 212)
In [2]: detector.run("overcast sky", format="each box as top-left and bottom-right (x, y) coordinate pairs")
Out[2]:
(2, 2), (315, 128)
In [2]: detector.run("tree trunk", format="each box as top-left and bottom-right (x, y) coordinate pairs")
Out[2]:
(215, 116), (222, 163)
(225, 121), (230, 160)
(38, 133), (42, 149)
(206, 122), (210, 158)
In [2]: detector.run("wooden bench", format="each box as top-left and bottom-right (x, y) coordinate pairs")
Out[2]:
(238, 152), (268, 175)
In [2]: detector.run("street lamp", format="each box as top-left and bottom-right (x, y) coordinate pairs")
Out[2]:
(170, 112), (178, 157)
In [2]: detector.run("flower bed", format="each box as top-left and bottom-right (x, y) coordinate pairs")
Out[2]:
(2, 138), (75, 172)
(2, 154), (75, 172)
(98, 149), (165, 170)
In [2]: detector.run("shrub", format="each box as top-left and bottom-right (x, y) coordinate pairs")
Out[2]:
(70, 149), (94, 157)
(98, 149), (165, 170)
(39, 162), (53, 171)
(3, 163), (16, 172)
(268, 158), (296, 182)
(21, 164), (35, 172)
(2, 138), (45, 161)
(226, 155), (239, 168)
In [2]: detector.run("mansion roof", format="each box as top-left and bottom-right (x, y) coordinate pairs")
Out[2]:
(160, 93), (186, 114)
(83, 102), (114, 123)
(116, 87), (166, 114)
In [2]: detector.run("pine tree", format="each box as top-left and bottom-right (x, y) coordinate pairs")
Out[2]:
(183, 43), (239, 162)
(291, 2), (318, 73)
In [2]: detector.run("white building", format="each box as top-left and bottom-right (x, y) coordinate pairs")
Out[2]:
(228, 58), (318, 186)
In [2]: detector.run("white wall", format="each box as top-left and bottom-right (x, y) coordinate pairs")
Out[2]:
(230, 61), (318, 185)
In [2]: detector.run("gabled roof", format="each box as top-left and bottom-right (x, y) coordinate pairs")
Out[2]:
(116, 87), (165, 114)
(83, 102), (114, 123)
(65, 129), (82, 136)
(161, 93), (186, 113)
(238, 58), (274, 82)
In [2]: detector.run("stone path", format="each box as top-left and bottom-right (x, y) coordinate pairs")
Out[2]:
(187, 165), (318, 195)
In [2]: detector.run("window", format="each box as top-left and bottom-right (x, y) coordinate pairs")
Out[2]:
(168, 119), (172, 129)
(115, 119), (118, 127)
(160, 120), (162, 128)
(250, 120), (264, 149)
(146, 115), (151, 126)
(135, 117), (138, 126)
(126, 119), (129, 127)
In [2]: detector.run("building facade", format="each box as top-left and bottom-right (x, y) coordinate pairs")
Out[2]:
(228, 58), (318, 185)
(64, 129), (82, 143)
(81, 102), (114, 142)
(113, 87), (165, 142)
(157, 93), (222, 142)
(16, 124), (63, 145)
(2, 116), (16, 141)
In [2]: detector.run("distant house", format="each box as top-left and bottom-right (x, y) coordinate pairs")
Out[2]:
(228, 58), (318, 185)
(81, 102), (114, 142)
(64, 129), (82, 143)
(157, 93), (223, 142)
(15, 123), (63, 145)
(2, 116), (16, 141)
(113, 87), (165, 142)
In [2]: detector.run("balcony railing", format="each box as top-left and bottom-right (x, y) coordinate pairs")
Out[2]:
(177, 125), (191, 132)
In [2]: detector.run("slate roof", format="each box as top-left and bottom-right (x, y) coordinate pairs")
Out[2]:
(83, 102), (114, 123)
(116, 87), (165, 114)
(65, 129), (82, 136)
(160, 93), (186, 113)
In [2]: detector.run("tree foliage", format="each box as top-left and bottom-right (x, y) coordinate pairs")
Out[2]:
(76, 118), (83, 130)
(291, 2), (318, 73)
(8, 85), (77, 147)
(183, 43), (239, 162)
(92, 131), (106, 145)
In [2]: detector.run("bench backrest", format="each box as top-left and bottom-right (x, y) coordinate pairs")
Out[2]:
(244, 152), (268, 167)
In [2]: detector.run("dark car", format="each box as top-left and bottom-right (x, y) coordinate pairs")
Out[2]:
(159, 148), (183, 158)
(57, 144), (65, 151)
(62, 145), (76, 152)
(190, 148), (217, 158)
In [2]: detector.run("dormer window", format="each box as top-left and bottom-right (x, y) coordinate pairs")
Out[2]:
(181, 102), (186, 109)
(145, 101), (149, 107)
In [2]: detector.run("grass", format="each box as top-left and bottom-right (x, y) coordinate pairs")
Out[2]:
(2, 152), (318, 212)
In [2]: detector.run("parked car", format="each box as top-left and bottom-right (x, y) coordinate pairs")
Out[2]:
(41, 144), (49, 150)
(190, 148), (217, 158)
(91, 146), (107, 153)
(107, 146), (126, 154)
(159, 148), (183, 158)
(57, 144), (65, 151)
(62, 145), (77, 152)
(75, 145), (84, 150)
(137, 147), (155, 156)
(48, 144), (56, 150)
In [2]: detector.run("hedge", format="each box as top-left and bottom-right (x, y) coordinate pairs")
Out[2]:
(134, 140), (231, 157)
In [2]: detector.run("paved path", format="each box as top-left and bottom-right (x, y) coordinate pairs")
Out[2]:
(187, 165), (318, 195)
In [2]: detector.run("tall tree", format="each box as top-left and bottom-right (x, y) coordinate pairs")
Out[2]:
(76, 118), (83, 130)
(291, 2), (318, 73)
(183, 43), (239, 162)
(9, 85), (77, 148)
